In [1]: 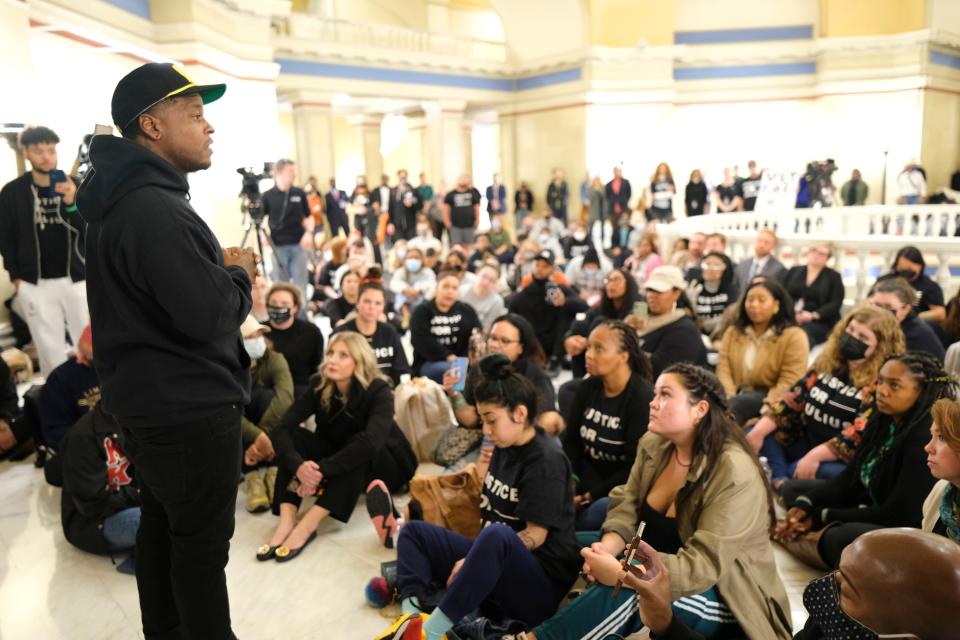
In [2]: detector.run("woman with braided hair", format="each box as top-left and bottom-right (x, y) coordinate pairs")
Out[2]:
(529, 363), (792, 640)
(562, 319), (654, 531)
(776, 351), (959, 569)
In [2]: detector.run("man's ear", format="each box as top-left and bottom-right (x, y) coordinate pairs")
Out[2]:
(138, 111), (162, 141)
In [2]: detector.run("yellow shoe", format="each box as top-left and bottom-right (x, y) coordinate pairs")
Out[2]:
(374, 612), (428, 640)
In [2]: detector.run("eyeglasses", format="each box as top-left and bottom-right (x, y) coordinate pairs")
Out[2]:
(604, 275), (626, 284)
(487, 335), (520, 345)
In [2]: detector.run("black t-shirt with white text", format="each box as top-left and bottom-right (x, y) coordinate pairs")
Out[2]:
(34, 184), (69, 278)
(444, 188), (481, 228)
(263, 186), (311, 246)
(741, 174), (762, 211)
(911, 273), (944, 313)
(576, 388), (629, 466)
(480, 428), (580, 598)
(696, 289), (733, 323)
(334, 319), (410, 386)
(409, 300), (481, 372)
(717, 183), (741, 206)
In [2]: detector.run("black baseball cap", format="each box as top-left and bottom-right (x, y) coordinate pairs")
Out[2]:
(112, 62), (226, 134)
(535, 249), (555, 265)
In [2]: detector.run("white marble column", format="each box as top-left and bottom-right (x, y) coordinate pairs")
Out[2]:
(349, 113), (384, 186)
(290, 94), (336, 184)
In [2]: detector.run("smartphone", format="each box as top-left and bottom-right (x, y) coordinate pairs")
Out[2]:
(48, 169), (66, 188)
(632, 301), (648, 319)
(450, 357), (469, 392)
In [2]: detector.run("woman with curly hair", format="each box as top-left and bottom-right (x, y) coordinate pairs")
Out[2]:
(775, 351), (959, 569)
(746, 305), (904, 485)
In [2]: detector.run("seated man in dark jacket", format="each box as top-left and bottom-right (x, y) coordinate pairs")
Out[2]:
(508, 249), (587, 373)
(61, 406), (140, 560)
(39, 324), (100, 451)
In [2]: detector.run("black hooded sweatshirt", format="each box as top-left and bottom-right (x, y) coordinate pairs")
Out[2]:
(77, 136), (252, 425)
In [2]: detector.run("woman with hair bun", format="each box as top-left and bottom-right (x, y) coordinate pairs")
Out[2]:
(378, 354), (580, 640)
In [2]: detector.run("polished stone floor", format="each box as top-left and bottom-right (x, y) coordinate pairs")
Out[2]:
(0, 456), (819, 640)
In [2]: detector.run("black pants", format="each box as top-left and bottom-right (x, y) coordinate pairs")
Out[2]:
(730, 391), (765, 425)
(273, 427), (414, 522)
(818, 522), (884, 568)
(120, 405), (242, 640)
(801, 320), (834, 348)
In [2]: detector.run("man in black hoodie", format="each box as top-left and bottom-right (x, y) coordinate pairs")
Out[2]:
(77, 62), (256, 640)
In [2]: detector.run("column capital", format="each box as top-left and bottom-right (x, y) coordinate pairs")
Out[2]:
(422, 99), (467, 116)
(347, 113), (383, 127)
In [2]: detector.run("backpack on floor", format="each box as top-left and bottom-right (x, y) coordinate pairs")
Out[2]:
(394, 376), (455, 462)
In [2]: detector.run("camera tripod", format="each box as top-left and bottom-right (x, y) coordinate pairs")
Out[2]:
(240, 201), (289, 281)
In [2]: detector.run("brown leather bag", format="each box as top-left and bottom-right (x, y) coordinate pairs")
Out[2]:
(408, 464), (483, 538)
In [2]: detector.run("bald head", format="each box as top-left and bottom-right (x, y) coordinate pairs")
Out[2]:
(838, 528), (960, 639)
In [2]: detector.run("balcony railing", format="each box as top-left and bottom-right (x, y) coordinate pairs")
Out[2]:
(659, 204), (960, 302)
(273, 16), (508, 65)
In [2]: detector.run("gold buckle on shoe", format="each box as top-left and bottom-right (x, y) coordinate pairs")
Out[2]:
(274, 546), (291, 558)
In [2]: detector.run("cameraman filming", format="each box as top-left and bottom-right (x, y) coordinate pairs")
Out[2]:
(263, 158), (312, 303)
(78, 62), (255, 640)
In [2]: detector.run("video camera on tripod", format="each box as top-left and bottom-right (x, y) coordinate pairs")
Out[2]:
(237, 162), (275, 222)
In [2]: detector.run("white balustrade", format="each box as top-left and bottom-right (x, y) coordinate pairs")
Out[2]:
(658, 204), (960, 303)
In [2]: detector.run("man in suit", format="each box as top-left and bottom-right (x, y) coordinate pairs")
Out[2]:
(372, 173), (392, 219)
(485, 172), (507, 219)
(735, 227), (785, 287)
(324, 177), (349, 238)
(388, 169), (421, 241)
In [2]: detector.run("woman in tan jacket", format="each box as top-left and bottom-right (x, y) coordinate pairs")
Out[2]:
(716, 278), (809, 425)
(529, 363), (792, 640)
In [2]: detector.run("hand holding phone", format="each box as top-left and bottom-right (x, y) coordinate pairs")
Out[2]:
(449, 357), (469, 392)
(632, 301), (648, 319)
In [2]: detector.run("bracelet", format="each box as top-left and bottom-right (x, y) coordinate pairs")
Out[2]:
(64, 203), (78, 213)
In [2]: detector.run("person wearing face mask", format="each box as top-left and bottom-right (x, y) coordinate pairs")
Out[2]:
(239, 315), (293, 513)
(264, 283), (324, 397)
(684, 170), (708, 217)
(878, 246), (945, 322)
(561, 221), (595, 262)
(530, 209), (567, 247)
(612, 528), (960, 640)
(775, 352), (958, 569)
(868, 278), (945, 361)
(334, 270), (409, 386)
(410, 270), (482, 383)
(408, 214), (443, 256)
(487, 213), (514, 261)
(747, 306), (904, 485)
(922, 397), (960, 542)
(459, 261), (506, 331)
(389, 246), (437, 328)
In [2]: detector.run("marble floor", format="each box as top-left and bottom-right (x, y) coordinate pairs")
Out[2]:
(0, 455), (819, 640)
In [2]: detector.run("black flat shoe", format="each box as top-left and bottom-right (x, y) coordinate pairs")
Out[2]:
(274, 531), (317, 563)
(256, 544), (281, 561)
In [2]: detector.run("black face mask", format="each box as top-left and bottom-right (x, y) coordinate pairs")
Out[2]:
(267, 305), (292, 324)
(803, 573), (879, 639)
(839, 332), (869, 361)
(896, 269), (920, 282)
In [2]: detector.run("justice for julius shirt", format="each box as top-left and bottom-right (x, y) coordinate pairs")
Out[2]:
(480, 428), (580, 598)
(774, 370), (866, 446)
(334, 319), (410, 385)
(409, 299), (481, 373)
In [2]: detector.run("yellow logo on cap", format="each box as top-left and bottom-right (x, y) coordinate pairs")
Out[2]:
(171, 63), (195, 84)
(163, 63), (198, 99)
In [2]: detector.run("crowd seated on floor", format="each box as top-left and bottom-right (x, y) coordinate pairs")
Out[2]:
(4, 160), (960, 640)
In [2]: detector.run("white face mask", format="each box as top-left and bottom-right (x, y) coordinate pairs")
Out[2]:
(244, 336), (266, 361)
(573, 231), (586, 242)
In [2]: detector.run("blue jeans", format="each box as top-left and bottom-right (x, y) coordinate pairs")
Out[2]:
(103, 506), (142, 552)
(272, 244), (309, 301)
(758, 431), (846, 481)
(420, 360), (453, 384)
(575, 496), (610, 532)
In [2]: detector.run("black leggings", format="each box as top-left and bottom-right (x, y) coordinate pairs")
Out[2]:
(273, 427), (414, 522)
(818, 522), (885, 568)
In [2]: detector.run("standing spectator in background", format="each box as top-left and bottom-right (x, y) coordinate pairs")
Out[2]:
(324, 178), (349, 238)
(547, 168), (569, 225)
(587, 176), (607, 247)
(605, 166), (631, 224)
(443, 174), (481, 247)
(647, 163), (676, 222)
(841, 169), (868, 206)
(897, 161), (927, 204)
(514, 181), (535, 234)
(416, 172), (433, 204)
(714, 167), (743, 213)
(579, 172), (591, 225)
(265, 283), (324, 397)
(684, 169), (708, 217)
(486, 172), (507, 221)
(389, 169), (421, 241)
(779, 241), (845, 347)
(371, 173), (392, 220)
(735, 227), (785, 286)
(264, 159), (312, 298)
(0, 125), (89, 376)
(740, 160), (763, 211)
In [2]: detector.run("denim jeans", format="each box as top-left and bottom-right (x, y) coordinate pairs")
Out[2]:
(103, 506), (142, 552)
(271, 243), (309, 306)
(420, 360), (453, 384)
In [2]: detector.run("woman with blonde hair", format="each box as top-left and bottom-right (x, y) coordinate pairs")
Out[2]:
(747, 305), (905, 486)
(258, 332), (417, 561)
